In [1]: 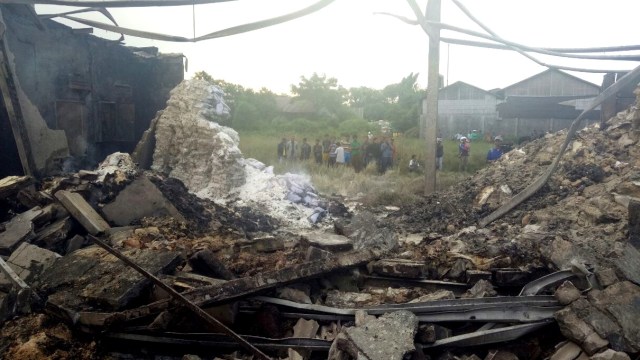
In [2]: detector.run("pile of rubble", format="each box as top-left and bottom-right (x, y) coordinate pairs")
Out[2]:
(0, 79), (638, 360)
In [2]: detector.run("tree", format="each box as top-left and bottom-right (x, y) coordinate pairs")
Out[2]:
(290, 73), (348, 119)
(382, 73), (425, 132)
(191, 71), (278, 130)
(347, 86), (389, 121)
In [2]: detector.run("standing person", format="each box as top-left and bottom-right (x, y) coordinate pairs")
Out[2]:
(408, 154), (421, 172)
(313, 139), (323, 164)
(300, 138), (311, 161)
(350, 135), (363, 173)
(286, 137), (298, 162)
(390, 138), (397, 168)
(380, 137), (393, 174)
(328, 140), (337, 167)
(458, 137), (470, 172)
(335, 142), (345, 166)
(322, 135), (331, 165)
(343, 141), (352, 166)
(366, 137), (379, 169)
(277, 138), (287, 163)
(436, 138), (444, 170)
(486, 138), (504, 163)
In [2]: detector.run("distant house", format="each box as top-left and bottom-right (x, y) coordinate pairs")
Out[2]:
(495, 69), (601, 138)
(421, 69), (602, 140)
(421, 81), (503, 138)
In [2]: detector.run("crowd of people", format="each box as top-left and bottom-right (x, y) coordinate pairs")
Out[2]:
(276, 134), (399, 174)
(276, 133), (506, 175)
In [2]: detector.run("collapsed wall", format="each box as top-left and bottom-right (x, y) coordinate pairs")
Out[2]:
(151, 79), (244, 200)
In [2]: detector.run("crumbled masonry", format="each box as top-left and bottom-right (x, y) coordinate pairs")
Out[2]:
(1, 81), (640, 359)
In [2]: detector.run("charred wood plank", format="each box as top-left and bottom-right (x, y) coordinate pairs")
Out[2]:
(54, 190), (110, 235)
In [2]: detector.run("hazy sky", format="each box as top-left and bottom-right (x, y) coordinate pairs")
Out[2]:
(39, 0), (640, 94)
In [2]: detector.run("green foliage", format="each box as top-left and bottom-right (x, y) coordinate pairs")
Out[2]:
(192, 71), (429, 146)
(382, 73), (424, 132)
(193, 71), (214, 82)
(338, 118), (375, 135)
(270, 117), (324, 135)
(191, 71), (279, 131)
(291, 73), (349, 119)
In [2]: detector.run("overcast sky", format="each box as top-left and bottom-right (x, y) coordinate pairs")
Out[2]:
(39, 0), (640, 94)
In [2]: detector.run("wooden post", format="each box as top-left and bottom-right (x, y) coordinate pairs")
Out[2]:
(0, 32), (36, 176)
(424, 0), (441, 195)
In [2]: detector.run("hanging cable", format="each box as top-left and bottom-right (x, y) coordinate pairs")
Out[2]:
(447, 0), (636, 72)
(397, 0), (635, 74)
(59, 0), (335, 42)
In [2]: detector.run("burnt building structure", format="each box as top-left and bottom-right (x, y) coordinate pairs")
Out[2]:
(0, 4), (184, 178)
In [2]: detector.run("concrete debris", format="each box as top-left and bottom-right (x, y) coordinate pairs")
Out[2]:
(342, 310), (418, 360)
(368, 258), (426, 278)
(54, 190), (110, 235)
(0, 243), (60, 286)
(589, 349), (632, 360)
(302, 233), (353, 251)
(0, 176), (33, 199)
(0, 207), (41, 255)
(96, 152), (138, 182)
(409, 289), (456, 303)
(288, 318), (320, 360)
(335, 211), (398, 251)
(550, 341), (589, 360)
(325, 290), (374, 308)
(462, 279), (497, 298)
(40, 246), (182, 311)
(4, 84), (640, 359)
(554, 280), (582, 305)
(102, 175), (185, 226)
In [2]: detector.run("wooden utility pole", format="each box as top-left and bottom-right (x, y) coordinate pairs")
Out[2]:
(424, 0), (441, 195)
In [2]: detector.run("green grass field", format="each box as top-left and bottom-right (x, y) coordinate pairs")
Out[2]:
(238, 132), (494, 205)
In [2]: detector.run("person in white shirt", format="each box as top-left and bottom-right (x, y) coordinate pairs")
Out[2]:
(335, 142), (345, 166)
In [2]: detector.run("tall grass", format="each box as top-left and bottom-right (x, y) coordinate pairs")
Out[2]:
(238, 132), (494, 206)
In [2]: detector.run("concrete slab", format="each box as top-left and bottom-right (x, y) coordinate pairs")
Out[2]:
(55, 191), (110, 235)
(7, 242), (61, 283)
(303, 233), (353, 251)
(39, 245), (181, 311)
(344, 310), (418, 360)
(0, 176), (33, 199)
(0, 207), (41, 255)
(101, 175), (185, 226)
(369, 259), (426, 278)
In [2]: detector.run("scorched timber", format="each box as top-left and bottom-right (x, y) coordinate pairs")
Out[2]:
(106, 249), (383, 325)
